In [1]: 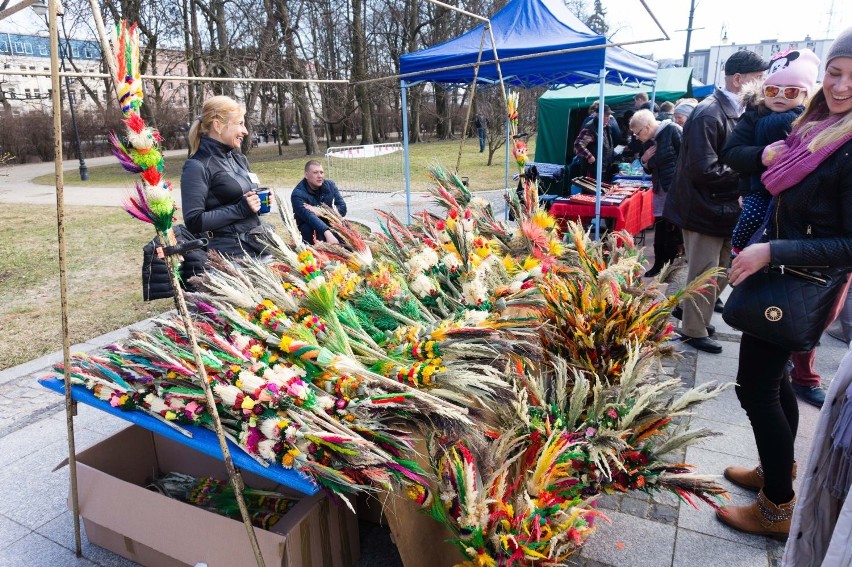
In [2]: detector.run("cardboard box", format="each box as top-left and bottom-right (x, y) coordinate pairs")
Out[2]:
(356, 429), (465, 567)
(73, 426), (359, 567)
(379, 491), (465, 567)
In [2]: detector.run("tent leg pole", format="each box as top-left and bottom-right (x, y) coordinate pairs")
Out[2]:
(47, 0), (81, 556)
(401, 80), (412, 224)
(455, 28), (488, 174)
(504, 114), (510, 220)
(594, 70), (606, 241)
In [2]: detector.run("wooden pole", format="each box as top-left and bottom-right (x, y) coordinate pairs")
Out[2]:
(47, 0), (82, 556)
(157, 240), (268, 567)
(454, 27), (488, 174)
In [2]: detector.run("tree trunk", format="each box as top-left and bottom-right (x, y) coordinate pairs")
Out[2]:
(274, 0), (317, 155)
(210, 0), (233, 96)
(240, 0), (277, 155)
(276, 83), (289, 151)
(435, 85), (452, 139)
(351, 0), (373, 145)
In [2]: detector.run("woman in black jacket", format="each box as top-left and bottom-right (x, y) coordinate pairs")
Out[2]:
(719, 31), (852, 539)
(181, 95), (265, 257)
(629, 109), (683, 277)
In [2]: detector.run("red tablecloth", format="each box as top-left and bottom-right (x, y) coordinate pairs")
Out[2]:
(550, 190), (654, 235)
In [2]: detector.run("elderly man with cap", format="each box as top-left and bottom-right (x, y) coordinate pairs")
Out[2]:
(663, 50), (769, 353)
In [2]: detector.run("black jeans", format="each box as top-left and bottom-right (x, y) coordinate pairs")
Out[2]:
(735, 333), (797, 504)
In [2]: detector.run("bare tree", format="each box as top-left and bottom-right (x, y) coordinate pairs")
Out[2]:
(351, 0), (373, 144)
(274, 0), (317, 154)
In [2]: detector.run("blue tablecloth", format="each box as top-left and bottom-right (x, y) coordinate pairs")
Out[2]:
(526, 161), (566, 181)
(40, 376), (319, 495)
(612, 174), (651, 183)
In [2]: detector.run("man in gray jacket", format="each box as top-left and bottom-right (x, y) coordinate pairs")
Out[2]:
(663, 50), (768, 353)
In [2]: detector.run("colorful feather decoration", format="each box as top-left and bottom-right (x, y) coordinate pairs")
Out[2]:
(109, 20), (175, 234)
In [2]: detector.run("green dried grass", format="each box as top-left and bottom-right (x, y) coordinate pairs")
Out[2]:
(0, 204), (169, 369)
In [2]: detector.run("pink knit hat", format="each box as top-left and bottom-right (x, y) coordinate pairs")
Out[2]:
(765, 48), (820, 90)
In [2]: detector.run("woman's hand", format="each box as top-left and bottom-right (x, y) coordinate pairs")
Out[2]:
(244, 191), (261, 213)
(587, 155), (596, 164)
(728, 242), (771, 286)
(641, 145), (656, 164)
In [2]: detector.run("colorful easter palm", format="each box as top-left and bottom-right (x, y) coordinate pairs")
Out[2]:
(109, 21), (176, 235)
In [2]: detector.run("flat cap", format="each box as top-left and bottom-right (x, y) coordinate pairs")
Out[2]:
(725, 50), (769, 75)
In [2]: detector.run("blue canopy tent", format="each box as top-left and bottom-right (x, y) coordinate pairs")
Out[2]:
(693, 83), (715, 98)
(398, 0), (658, 236)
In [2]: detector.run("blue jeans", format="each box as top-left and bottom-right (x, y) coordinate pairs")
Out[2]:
(478, 126), (486, 152)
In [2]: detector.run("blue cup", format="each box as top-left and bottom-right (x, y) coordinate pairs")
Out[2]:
(257, 189), (272, 215)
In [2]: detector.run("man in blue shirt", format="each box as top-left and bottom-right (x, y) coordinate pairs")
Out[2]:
(291, 160), (347, 244)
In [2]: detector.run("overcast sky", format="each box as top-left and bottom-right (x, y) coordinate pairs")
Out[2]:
(1, 0), (849, 62)
(606, 0), (849, 61)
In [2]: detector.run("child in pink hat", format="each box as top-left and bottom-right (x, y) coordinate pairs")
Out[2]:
(722, 48), (820, 256)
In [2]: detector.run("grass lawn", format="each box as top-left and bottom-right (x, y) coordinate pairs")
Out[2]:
(32, 135), (537, 193)
(0, 204), (172, 370)
(6, 136), (537, 370)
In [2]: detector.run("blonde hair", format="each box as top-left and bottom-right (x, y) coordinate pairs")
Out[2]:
(629, 109), (656, 132)
(793, 89), (852, 152)
(188, 95), (245, 156)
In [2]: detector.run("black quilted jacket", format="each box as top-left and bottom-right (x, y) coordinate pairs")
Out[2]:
(768, 138), (852, 268)
(180, 135), (260, 256)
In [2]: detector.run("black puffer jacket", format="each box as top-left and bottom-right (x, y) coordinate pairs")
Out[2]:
(643, 120), (682, 193)
(721, 84), (803, 195)
(663, 88), (742, 236)
(180, 135), (260, 255)
(768, 138), (852, 268)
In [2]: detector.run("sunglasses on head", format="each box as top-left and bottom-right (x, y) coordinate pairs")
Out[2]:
(763, 85), (805, 100)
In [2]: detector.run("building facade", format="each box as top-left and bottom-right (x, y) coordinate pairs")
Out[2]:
(688, 37), (836, 87)
(0, 32), (106, 114)
(0, 32), (190, 115)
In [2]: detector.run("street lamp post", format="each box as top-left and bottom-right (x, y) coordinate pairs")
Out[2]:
(32, 0), (88, 181)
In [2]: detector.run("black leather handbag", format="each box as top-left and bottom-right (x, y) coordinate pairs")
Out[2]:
(722, 265), (849, 352)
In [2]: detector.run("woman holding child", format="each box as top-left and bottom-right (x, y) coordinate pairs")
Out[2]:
(719, 28), (852, 539)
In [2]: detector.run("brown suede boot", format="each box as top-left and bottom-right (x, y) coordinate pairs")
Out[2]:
(723, 462), (798, 491)
(715, 490), (795, 540)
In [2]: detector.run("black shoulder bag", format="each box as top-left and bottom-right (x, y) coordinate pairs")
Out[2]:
(722, 264), (848, 352)
(722, 194), (851, 352)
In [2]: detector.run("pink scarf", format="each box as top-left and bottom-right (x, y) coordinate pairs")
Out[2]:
(761, 113), (852, 196)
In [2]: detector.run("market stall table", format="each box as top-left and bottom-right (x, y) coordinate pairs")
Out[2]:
(549, 189), (654, 236)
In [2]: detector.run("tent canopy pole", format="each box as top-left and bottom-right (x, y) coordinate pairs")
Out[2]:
(401, 80), (412, 224)
(593, 69), (606, 240)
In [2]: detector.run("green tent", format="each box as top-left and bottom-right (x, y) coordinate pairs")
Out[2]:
(535, 67), (694, 165)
